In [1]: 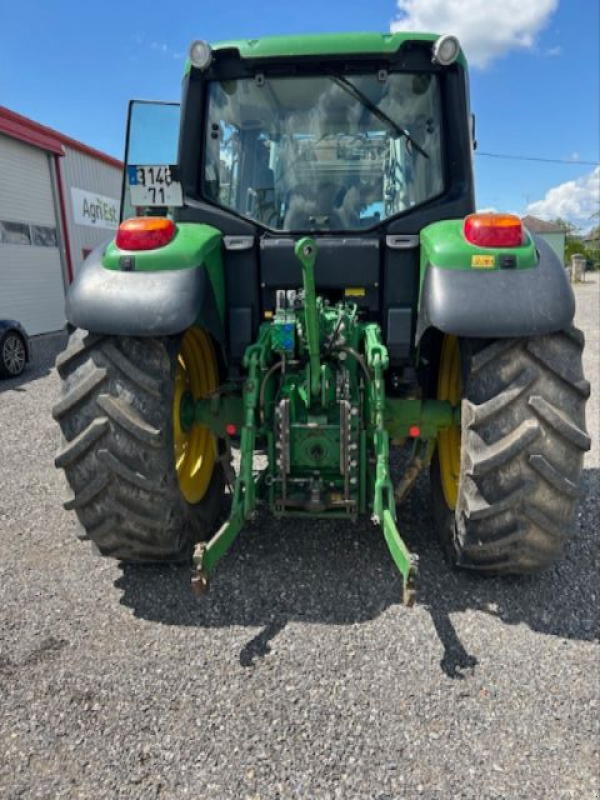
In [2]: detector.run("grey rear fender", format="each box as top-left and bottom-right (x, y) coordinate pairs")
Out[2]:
(65, 242), (224, 343)
(416, 234), (575, 342)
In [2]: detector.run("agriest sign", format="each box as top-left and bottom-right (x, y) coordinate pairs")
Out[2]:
(71, 187), (119, 230)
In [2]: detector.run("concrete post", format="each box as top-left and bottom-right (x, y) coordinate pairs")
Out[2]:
(571, 254), (586, 283)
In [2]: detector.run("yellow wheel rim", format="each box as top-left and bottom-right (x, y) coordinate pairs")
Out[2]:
(173, 329), (218, 504)
(437, 335), (461, 509)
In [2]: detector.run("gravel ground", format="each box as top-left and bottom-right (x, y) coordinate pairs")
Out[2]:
(1, 283), (598, 800)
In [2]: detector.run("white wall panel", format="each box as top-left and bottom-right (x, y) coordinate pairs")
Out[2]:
(0, 134), (56, 225)
(0, 245), (65, 335)
(0, 132), (120, 334)
(0, 134), (64, 334)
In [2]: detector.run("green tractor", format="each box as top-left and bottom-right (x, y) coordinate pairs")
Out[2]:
(53, 32), (590, 604)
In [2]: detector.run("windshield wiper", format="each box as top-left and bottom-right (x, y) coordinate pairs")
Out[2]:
(330, 74), (429, 160)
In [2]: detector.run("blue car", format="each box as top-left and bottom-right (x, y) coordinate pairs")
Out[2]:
(0, 320), (31, 378)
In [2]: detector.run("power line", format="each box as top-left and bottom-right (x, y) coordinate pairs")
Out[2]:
(476, 151), (599, 166)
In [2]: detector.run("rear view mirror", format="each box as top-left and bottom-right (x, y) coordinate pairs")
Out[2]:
(121, 101), (182, 221)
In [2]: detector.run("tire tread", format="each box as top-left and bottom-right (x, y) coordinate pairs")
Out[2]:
(432, 327), (589, 574)
(53, 330), (223, 562)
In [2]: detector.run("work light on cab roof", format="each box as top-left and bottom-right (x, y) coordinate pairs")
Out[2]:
(189, 40), (212, 70)
(432, 34), (461, 65)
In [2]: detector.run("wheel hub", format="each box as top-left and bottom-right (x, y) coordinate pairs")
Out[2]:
(173, 329), (219, 504)
(3, 335), (26, 375)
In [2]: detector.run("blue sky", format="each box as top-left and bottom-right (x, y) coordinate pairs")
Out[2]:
(1, 0), (598, 229)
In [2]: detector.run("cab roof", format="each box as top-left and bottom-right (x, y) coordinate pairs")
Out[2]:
(184, 31), (466, 74)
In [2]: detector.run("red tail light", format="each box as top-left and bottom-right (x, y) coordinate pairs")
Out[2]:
(116, 217), (176, 251)
(464, 213), (524, 248)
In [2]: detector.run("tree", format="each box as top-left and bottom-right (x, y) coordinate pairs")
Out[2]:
(552, 217), (579, 237)
(551, 218), (591, 265)
(564, 238), (591, 264)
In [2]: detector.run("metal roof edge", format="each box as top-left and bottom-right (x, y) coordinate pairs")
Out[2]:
(0, 106), (123, 169)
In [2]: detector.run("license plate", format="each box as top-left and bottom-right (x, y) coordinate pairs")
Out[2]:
(128, 165), (183, 207)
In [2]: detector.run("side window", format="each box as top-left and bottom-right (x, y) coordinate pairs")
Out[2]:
(0, 221), (31, 245)
(205, 83), (279, 226)
(217, 123), (241, 208)
(1, 221), (58, 247)
(205, 83), (242, 208)
(31, 225), (58, 247)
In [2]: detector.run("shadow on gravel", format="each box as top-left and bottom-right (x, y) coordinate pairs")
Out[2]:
(0, 331), (67, 394)
(116, 468), (599, 674)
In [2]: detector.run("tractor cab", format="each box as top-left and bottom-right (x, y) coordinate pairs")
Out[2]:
(122, 33), (475, 368)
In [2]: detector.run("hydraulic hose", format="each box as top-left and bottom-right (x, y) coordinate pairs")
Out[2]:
(334, 345), (372, 383)
(259, 358), (285, 423)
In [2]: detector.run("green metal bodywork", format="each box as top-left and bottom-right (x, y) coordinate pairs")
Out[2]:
(103, 223), (222, 271)
(418, 219), (538, 294)
(385, 398), (458, 440)
(102, 222), (226, 327)
(184, 31), (467, 75)
(196, 395), (455, 446)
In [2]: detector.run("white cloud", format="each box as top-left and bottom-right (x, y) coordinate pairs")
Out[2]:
(526, 167), (600, 227)
(391, 0), (558, 68)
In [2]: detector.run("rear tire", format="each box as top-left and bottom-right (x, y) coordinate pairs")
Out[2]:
(53, 329), (224, 562)
(431, 327), (591, 573)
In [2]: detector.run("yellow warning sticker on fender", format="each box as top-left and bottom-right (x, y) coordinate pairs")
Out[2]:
(471, 255), (496, 268)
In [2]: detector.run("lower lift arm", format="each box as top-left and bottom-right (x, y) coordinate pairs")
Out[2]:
(190, 332), (268, 594)
(364, 324), (419, 606)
